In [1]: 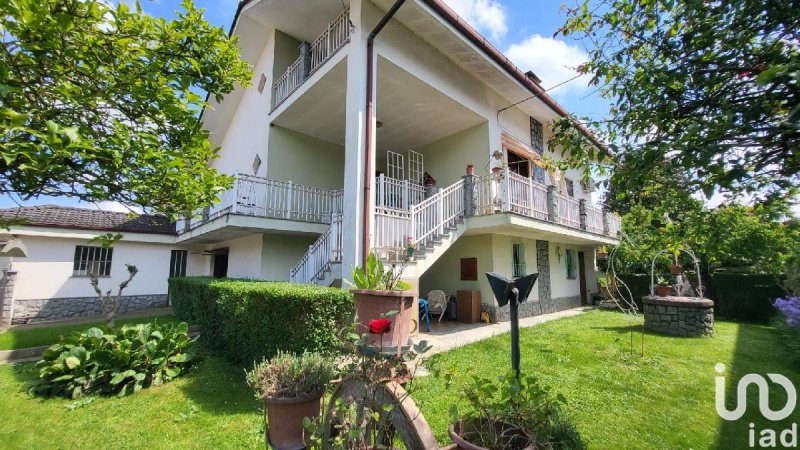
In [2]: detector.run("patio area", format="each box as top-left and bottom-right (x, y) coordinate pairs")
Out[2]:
(414, 306), (593, 356)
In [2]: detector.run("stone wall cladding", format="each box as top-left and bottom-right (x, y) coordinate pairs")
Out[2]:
(486, 296), (581, 322)
(0, 270), (17, 326)
(536, 240), (551, 304)
(642, 296), (714, 337)
(11, 294), (168, 324)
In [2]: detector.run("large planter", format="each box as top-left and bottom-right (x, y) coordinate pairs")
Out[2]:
(655, 284), (673, 297)
(448, 419), (534, 450)
(265, 391), (323, 450)
(352, 289), (417, 352)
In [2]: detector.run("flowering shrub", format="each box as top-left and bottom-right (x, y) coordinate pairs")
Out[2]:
(775, 297), (800, 327)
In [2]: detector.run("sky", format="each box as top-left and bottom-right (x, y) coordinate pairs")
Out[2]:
(1, 0), (610, 212)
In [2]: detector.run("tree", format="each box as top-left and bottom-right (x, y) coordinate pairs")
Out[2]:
(89, 264), (138, 328)
(0, 0), (252, 218)
(550, 0), (800, 205)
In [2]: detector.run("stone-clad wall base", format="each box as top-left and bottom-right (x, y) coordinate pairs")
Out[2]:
(486, 296), (581, 322)
(642, 296), (714, 337)
(11, 294), (168, 324)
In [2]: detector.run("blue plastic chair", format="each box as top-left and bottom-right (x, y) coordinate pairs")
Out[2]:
(419, 298), (431, 332)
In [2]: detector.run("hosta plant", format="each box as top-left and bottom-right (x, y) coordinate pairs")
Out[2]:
(31, 321), (197, 399)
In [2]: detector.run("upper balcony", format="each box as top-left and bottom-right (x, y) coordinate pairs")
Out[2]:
(271, 9), (351, 110)
(176, 174), (343, 243)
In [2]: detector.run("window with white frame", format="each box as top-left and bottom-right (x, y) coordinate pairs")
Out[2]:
(169, 250), (188, 278)
(512, 243), (526, 278)
(565, 249), (578, 279)
(73, 245), (113, 277)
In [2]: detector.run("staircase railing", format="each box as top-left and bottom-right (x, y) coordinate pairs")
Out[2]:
(289, 214), (343, 284)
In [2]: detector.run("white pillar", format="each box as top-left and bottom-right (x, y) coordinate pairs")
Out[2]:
(341, 0), (368, 280)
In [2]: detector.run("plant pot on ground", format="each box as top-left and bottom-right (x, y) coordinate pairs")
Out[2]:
(246, 351), (335, 450)
(350, 252), (417, 353)
(445, 372), (586, 450)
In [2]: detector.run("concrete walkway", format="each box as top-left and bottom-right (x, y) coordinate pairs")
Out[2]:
(414, 306), (594, 356)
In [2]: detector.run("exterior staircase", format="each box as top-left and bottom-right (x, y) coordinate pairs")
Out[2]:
(289, 214), (343, 286)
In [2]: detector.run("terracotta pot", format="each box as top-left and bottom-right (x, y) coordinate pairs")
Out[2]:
(352, 289), (417, 352)
(448, 419), (534, 450)
(466, 164), (475, 176)
(265, 391), (323, 450)
(655, 284), (673, 297)
(669, 264), (682, 275)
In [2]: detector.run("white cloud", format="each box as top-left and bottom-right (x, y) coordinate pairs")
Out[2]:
(444, 0), (508, 41)
(504, 34), (591, 96)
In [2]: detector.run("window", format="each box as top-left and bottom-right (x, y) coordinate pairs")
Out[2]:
(512, 243), (526, 278)
(507, 151), (530, 177)
(566, 179), (575, 197)
(530, 117), (544, 154)
(73, 245), (113, 277)
(565, 249), (577, 279)
(169, 250), (188, 278)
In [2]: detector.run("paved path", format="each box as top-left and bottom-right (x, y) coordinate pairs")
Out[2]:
(413, 306), (594, 356)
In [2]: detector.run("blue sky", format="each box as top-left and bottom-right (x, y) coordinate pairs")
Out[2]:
(1, 0), (610, 211)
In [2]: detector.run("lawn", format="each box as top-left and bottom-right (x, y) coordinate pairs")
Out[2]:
(0, 310), (795, 449)
(0, 314), (180, 351)
(0, 353), (264, 448)
(410, 310), (799, 450)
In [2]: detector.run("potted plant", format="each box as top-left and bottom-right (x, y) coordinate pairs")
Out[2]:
(246, 351), (335, 450)
(405, 236), (416, 260)
(350, 252), (416, 354)
(446, 371), (586, 450)
(654, 275), (673, 297)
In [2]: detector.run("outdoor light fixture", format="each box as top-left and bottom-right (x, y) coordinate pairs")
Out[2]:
(486, 272), (538, 378)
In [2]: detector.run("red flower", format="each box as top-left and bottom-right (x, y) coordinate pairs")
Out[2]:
(368, 318), (391, 334)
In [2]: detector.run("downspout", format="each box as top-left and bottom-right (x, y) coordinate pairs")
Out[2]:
(362, 0), (408, 266)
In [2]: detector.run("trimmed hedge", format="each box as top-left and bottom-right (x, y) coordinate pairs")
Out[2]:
(169, 277), (353, 365)
(712, 273), (783, 323)
(614, 273), (783, 323)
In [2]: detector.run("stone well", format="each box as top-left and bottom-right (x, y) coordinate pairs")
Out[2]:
(642, 296), (714, 337)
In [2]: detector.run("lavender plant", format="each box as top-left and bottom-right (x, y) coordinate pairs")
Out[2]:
(774, 297), (800, 327)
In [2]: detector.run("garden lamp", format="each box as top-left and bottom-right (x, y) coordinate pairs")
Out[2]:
(486, 272), (538, 378)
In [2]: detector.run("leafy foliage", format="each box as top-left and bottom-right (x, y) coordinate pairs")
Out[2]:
(0, 0), (252, 217)
(31, 321), (196, 399)
(350, 252), (411, 291)
(246, 351), (335, 400)
(168, 277), (354, 365)
(444, 371), (586, 450)
(552, 0), (800, 203)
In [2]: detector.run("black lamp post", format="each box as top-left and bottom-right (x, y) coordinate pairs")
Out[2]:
(486, 272), (538, 378)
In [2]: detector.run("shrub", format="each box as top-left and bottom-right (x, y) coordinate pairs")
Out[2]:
(713, 273), (784, 323)
(169, 278), (354, 365)
(32, 321), (196, 399)
(246, 351), (335, 399)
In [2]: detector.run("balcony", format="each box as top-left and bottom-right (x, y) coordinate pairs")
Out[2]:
(272, 9), (351, 110)
(177, 174), (343, 235)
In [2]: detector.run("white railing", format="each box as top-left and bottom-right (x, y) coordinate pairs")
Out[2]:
(507, 172), (549, 221)
(584, 204), (605, 235)
(475, 173), (504, 215)
(273, 9), (351, 109)
(374, 207), (412, 253)
(273, 57), (304, 108)
(412, 181), (464, 248)
(376, 174), (425, 209)
(290, 214), (343, 284)
(178, 174), (343, 234)
(310, 9), (351, 74)
(554, 193), (581, 229)
(607, 213), (622, 237)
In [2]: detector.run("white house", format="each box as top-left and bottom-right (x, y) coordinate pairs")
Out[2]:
(175, 0), (622, 321)
(0, 205), (205, 324)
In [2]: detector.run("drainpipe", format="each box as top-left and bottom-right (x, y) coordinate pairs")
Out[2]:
(362, 0), (408, 266)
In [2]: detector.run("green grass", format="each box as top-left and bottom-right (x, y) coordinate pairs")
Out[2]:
(410, 310), (800, 450)
(0, 353), (264, 449)
(0, 315), (181, 351)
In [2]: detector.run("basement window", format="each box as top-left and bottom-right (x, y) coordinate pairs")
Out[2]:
(512, 243), (526, 278)
(169, 250), (188, 278)
(73, 245), (113, 277)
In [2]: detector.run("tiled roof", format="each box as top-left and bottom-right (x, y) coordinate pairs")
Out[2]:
(0, 205), (176, 235)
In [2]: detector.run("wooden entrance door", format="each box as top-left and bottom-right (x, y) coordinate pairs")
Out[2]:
(578, 251), (588, 305)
